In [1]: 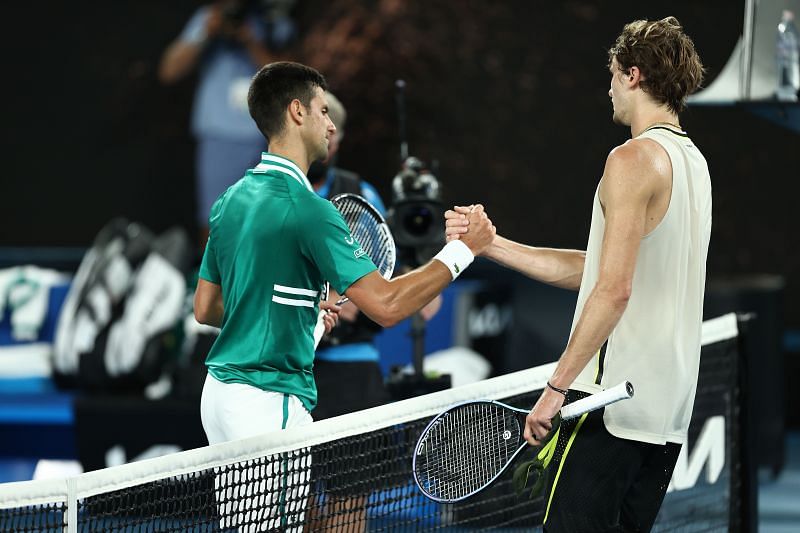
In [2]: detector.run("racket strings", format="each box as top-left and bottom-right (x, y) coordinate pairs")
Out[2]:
(423, 406), (517, 498)
(346, 210), (392, 274)
(334, 198), (395, 278)
(416, 403), (521, 500)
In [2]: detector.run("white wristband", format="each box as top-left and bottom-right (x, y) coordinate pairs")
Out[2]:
(433, 240), (475, 280)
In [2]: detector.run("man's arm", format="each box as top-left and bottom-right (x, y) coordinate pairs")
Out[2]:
(195, 279), (340, 332)
(485, 237), (585, 290)
(159, 41), (205, 84)
(194, 278), (224, 327)
(159, 8), (222, 84)
(524, 141), (663, 444)
(346, 206), (495, 327)
(345, 262), (452, 328)
(445, 210), (585, 290)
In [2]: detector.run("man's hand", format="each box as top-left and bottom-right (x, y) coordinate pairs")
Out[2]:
(234, 23), (257, 46)
(205, 7), (224, 38)
(336, 300), (360, 322)
(444, 205), (472, 242)
(320, 301), (341, 334)
(458, 204), (496, 256)
(524, 388), (565, 446)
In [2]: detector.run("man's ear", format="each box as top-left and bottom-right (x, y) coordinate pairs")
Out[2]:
(628, 66), (643, 87)
(287, 98), (304, 125)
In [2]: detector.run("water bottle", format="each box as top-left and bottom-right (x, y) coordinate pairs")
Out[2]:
(776, 10), (800, 101)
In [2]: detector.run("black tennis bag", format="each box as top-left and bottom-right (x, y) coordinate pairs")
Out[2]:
(53, 219), (192, 392)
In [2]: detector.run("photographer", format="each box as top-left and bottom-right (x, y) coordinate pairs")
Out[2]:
(159, 0), (296, 243)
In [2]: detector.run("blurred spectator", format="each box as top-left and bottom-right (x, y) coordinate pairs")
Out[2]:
(307, 94), (442, 531)
(308, 94), (443, 395)
(306, 90), (391, 531)
(159, 0), (296, 241)
(308, 91), (391, 422)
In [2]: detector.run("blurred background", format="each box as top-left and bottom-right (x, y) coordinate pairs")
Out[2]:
(1, 0), (798, 530)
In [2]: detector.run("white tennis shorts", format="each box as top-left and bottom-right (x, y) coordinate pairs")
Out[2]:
(200, 373), (313, 445)
(201, 373), (314, 531)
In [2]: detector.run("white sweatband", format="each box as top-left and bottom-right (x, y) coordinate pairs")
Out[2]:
(433, 240), (475, 280)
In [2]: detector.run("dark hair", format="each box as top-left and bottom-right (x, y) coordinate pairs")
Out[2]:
(247, 62), (328, 141)
(609, 17), (705, 114)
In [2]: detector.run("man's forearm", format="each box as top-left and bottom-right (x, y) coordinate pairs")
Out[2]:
(347, 262), (452, 328)
(384, 261), (453, 322)
(486, 236), (585, 290)
(548, 283), (629, 389)
(159, 41), (203, 84)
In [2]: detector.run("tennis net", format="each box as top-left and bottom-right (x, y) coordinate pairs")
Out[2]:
(0, 313), (747, 532)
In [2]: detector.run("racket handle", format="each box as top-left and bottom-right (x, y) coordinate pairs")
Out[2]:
(313, 309), (327, 349)
(560, 381), (634, 420)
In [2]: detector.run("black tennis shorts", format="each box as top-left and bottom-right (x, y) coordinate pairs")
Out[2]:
(543, 406), (682, 533)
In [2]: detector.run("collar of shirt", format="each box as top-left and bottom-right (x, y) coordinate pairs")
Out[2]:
(253, 152), (313, 192)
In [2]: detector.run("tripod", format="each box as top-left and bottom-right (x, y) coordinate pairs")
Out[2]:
(386, 312), (451, 400)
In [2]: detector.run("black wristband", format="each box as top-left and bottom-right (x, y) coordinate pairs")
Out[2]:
(547, 381), (568, 396)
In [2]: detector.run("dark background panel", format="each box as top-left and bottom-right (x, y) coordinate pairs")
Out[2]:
(2, 0), (798, 329)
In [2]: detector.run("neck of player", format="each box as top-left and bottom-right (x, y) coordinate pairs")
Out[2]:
(267, 138), (312, 175)
(631, 111), (681, 138)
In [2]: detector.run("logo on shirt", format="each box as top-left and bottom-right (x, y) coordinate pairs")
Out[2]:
(354, 247), (367, 259)
(345, 235), (355, 245)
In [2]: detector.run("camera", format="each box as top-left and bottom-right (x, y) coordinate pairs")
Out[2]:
(387, 157), (445, 268)
(221, 0), (250, 27)
(385, 160), (452, 401)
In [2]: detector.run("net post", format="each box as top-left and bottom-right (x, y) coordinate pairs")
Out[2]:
(735, 313), (758, 532)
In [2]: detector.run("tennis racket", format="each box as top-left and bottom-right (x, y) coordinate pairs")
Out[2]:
(412, 380), (635, 503)
(313, 193), (396, 347)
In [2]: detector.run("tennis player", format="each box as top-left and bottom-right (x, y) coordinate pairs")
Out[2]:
(194, 61), (495, 445)
(194, 61), (494, 530)
(446, 18), (710, 532)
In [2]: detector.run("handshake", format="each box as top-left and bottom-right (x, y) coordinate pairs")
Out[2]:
(443, 204), (497, 256)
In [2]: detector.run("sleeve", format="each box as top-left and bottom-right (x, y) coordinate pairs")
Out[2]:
(360, 181), (387, 216)
(198, 192), (227, 284)
(200, 235), (221, 285)
(198, 236), (220, 284)
(179, 7), (210, 44)
(298, 200), (378, 295)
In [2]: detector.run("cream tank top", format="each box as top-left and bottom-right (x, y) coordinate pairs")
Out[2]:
(571, 126), (712, 444)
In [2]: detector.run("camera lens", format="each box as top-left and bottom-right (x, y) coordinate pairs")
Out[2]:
(403, 206), (433, 236)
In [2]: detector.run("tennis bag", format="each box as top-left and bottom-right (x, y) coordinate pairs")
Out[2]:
(53, 219), (191, 392)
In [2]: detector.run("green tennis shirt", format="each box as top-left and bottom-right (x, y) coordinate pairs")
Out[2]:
(198, 153), (377, 411)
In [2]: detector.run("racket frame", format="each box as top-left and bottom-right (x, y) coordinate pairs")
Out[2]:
(314, 193), (396, 347)
(412, 381), (635, 503)
(412, 399), (532, 503)
(323, 193), (396, 305)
